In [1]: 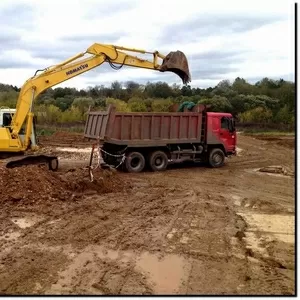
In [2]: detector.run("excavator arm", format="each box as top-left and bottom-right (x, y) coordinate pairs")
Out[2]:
(2, 43), (191, 153)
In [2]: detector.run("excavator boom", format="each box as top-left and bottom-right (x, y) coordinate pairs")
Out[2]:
(0, 42), (191, 169)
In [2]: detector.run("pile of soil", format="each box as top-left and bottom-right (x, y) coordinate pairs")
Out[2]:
(0, 165), (71, 205)
(0, 165), (129, 207)
(61, 167), (131, 194)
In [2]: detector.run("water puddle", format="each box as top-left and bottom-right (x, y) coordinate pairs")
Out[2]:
(135, 252), (190, 294)
(49, 245), (190, 295)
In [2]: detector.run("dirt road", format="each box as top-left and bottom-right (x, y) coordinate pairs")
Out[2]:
(0, 132), (295, 295)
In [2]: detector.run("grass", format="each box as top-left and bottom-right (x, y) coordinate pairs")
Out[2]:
(242, 130), (295, 136)
(36, 125), (84, 136)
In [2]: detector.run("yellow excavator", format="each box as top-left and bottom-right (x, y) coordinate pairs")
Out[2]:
(0, 43), (191, 170)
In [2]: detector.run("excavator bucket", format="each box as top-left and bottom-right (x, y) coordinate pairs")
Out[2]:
(160, 51), (191, 84)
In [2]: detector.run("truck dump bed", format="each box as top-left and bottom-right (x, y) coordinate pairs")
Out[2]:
(84, 105), (205, 146)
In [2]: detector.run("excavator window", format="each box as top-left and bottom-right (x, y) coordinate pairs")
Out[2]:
(3, 113), (13, 127)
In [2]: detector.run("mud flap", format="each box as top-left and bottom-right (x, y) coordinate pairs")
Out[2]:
(160, 51), (191, 84)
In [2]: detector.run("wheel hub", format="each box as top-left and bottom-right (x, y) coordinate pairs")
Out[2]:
(213, 153), (222, 164)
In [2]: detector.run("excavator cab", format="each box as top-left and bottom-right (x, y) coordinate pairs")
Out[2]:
(160, 51), (191, 84)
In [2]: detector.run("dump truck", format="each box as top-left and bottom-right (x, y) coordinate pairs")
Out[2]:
(84, 104), (237, 172)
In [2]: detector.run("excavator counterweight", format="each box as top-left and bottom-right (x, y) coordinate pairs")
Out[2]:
(160, 51), (191, 84)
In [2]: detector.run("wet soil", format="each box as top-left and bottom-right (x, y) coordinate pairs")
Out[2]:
(0, 132), (295, 295)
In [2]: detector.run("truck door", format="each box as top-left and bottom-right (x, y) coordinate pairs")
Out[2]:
(220, 116), (236, 153)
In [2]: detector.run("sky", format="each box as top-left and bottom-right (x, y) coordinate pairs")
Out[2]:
(0, 0), (295, 90)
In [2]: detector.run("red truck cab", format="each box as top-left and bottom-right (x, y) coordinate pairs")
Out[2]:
(206, 112), (237, 156)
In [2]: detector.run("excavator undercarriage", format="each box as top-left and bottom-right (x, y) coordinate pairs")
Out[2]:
(1, 154), (59, 170)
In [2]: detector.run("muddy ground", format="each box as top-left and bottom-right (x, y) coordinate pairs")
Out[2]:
(0, 132), (295, 295)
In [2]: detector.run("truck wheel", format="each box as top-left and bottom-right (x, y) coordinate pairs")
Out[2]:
(125, 152), (145, 173)
(149, 150), (168, 172)
(208, 148), (225, 168)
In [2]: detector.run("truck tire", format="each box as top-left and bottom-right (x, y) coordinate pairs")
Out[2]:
(148, 150), (168, 172)
(125, 151), (145, 173)
(208, 148), (225, 168)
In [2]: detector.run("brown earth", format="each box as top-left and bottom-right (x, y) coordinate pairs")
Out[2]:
(0, 132), (295, 295)
(38, 131), (88, 148)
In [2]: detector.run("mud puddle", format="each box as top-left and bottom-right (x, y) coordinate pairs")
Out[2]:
(46, 246), (189, 295)
(135, 252), (190, 294)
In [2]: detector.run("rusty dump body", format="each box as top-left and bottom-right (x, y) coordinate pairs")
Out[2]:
(84, 104), (206, 146)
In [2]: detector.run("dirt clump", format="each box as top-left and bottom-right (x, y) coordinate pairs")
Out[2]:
(0, 165), (129, 208)
(0, 165), (71, 206)
(61, 167), (131, 194)
(258, 165), (294, 177)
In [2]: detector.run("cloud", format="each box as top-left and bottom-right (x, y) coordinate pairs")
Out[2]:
(26, 31), (126, 61)
(83, 0), (138, 19)
(0, 2), (35, 30)
(158, 14), (286, 45)
(0, 0), (295, 89)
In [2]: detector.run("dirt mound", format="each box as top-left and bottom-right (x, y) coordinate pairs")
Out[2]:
(61, 167), (130, 194)
(0, 165), (129, 208)
(0, 165), (71, 205)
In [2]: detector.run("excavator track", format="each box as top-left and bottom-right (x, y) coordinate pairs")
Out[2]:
(1, 154), (59, 171)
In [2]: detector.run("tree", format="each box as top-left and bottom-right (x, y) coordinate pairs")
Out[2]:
(238, 107), (273, 123)
(151, 98), (173, 112)
(274, 105), (293, 124)
(111, 81), (122, 99)
(72, 97), (95, 115)
(106, 98), (130, 112)
(128, 101), (147, 112)
(198, 95), (232, 112)
(181, 85), (193, 97)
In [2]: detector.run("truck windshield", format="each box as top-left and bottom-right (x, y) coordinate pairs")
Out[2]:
(221, 116), (235, 132)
